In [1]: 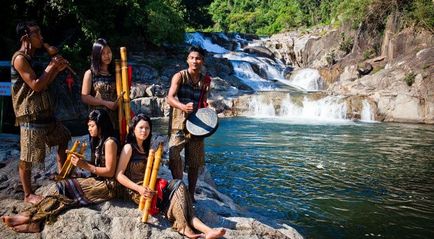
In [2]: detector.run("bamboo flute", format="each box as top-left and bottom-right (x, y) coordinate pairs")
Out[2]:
(115, 59), (124, 142)
(142, 143), (163, 223)
(120, 47), (131, 133)
(58, 140), (80, 179)
(138, 148), (155, 211)
(64, 142), (87, 177)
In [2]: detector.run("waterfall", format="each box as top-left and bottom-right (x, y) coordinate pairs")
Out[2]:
(230, 60), (275, 91)
(185, 32), (229, 54)
(248, 95), (276, 117)
(247, 94), (348, 121)
(361, 100), (375, 122)
(222, 52), (300, 91)
(186, 32), (299, 91)
(184, 32), (353, 122)
(289, 68), (324, 92)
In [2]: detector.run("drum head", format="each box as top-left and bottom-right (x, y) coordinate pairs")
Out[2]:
(186, 108), (219, 137)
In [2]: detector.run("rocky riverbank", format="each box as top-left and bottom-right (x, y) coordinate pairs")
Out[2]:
(262, 13), (434, 123)
(0, 134), (303, 239)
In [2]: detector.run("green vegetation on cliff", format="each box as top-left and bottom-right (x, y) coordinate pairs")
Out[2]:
(0, 0), (432, 70)
(209, 0), (434, 35)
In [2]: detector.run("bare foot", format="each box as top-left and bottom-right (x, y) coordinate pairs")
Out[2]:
(24, 194), (43, 204)
(179, 226), (203, 239)
(2, 214), (30, 227)
(205, 228), (226, 239)
(12, 222), (41, 233)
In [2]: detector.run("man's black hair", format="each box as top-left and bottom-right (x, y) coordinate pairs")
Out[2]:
(16, 21), (38, 41)
(188, 45), (206, 58)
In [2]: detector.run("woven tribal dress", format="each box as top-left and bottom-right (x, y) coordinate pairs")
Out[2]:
(21, 137), (118, 223)
(120, 144), (195, 231)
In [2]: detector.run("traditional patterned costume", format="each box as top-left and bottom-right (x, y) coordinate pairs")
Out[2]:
(89, 72), (118, 132)
(168, 69), (209, 174)
(11, 51), (71, 169)
(120, 145), (195, 231)
(19, 137), (118, 224)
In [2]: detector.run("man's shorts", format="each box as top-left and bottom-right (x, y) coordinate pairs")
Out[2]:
(169, 130), (205, 169)
(20, 121), (71, 167)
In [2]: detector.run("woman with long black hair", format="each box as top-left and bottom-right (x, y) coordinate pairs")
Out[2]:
(116, 114), (225, 239)
(1, 109), (119, 233)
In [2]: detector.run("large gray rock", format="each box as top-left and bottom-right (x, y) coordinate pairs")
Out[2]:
(0, 134), (303, 239)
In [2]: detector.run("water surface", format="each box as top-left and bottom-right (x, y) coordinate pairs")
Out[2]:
(203, 117), (434, 239)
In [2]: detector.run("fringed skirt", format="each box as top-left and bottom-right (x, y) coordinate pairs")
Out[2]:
(165, 182), (195, 232)
(24, 177), (115, 224)
(125, 179), (195, 232)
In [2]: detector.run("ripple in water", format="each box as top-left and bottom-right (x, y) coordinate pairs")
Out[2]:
(205, 118), (434, 239)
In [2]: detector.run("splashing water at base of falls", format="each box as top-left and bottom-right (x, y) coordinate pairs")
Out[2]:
(361, 100), (375, 122)
(247, 94), (348, 122)
(290, 68), (324, 92)
(184, 32), (376, 123)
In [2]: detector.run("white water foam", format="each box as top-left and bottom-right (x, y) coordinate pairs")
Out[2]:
(290, 68), (324, 92)
(247, 94), (349, 122)
(361, 100), (376, 122)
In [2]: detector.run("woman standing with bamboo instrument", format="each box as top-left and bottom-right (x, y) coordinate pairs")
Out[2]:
(115, 114), (226, 239)
(82, 38), (120, 141)
(1, 109), (119, 233)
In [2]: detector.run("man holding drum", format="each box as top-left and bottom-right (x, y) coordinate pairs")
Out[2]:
(167, 46), (210, 202)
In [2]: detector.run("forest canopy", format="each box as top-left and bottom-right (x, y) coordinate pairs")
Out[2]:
(209, 0), (434, 35)
(0, 0), (432, 67)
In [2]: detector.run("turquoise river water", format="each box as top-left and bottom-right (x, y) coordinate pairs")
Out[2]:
(200, 117), (434, 239)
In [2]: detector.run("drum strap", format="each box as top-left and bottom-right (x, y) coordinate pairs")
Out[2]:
(198, 73), (211, 109)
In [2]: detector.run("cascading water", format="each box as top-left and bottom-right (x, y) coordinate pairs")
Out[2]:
(289, 68), (324, 92)
(185, 32), (228, 54)
(361, 99), (375, 122)
(245, 94), (348, 122)
(248, 95), (276, 117)
(184, 32), (374, 122)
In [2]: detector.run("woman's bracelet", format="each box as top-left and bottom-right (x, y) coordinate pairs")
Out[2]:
(93, 166), (97, 174)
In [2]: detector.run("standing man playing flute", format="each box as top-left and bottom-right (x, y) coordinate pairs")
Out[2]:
(11, 21), (71, 204)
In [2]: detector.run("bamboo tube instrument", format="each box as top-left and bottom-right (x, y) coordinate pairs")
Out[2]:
(138, 148), (155, 211)
(120, 47), (131, 133)
(142, 143), (164, 223)
(43, 43), (78, 77)
(57, 140), (87, 180)
(115, 59), (125, 142)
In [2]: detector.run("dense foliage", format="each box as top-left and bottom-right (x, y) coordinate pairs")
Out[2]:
(0, 0), (189, 71)
(1, 0), (432, 68)
(209, 0), (434, 35)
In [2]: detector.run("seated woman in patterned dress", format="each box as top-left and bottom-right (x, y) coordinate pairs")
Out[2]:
(1, 109), (119, 233)
(115, 114), (226, 239)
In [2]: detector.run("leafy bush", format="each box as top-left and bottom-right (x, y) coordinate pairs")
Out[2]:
(404, 0), (434, 32)
(339, 33), (354, 54)
(404, 72), (416, 86)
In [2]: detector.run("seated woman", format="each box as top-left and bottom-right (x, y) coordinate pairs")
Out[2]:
(2, 109), (119, 233)
(116, 114), (226, 239)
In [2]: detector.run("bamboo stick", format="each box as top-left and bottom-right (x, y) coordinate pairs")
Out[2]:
(142, 143), (163, 223)
(120, 47), (131, 133)
(64, 142), (87, 177)
(115, 59), (124, 142)
(58, 140), (80, 179)
(138, 148), (155, 211)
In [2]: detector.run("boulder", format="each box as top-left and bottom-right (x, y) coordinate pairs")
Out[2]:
(0, 134), (303, 239)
